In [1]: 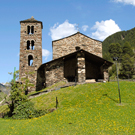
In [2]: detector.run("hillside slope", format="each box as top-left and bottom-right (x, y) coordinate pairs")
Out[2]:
(102, 27), (135, 57)
(0, 82), (135, 134)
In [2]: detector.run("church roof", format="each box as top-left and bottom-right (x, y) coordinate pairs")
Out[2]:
(52, 32), (102, 43)
(20, 16), (43, 29)
(39, 49), (113, 69)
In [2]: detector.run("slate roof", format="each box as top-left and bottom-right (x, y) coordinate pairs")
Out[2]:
(20, 16), (43, 29)
(39, 49), (113, 69)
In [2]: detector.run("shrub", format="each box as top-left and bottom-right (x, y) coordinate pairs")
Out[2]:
(4, 101), (47, 119)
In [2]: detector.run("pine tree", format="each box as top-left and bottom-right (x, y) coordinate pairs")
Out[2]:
(120, 54), (134, 79)
(122, 41), (134, 57)
(120, 42), (134, 79)
(108, 43), (122, 60)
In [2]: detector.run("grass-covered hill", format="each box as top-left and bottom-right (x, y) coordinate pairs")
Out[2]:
(102, 27), (135, 57)
(0, 81), (135, 134)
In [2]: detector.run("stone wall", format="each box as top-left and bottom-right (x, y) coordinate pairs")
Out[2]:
(100, 65), (109, 81)
(103, 69), (109, 81)
(19, 21), (42, 92)
(77, 57), (86, 83)
(53, 32), (102, 60)
(45, 60), (67, 87)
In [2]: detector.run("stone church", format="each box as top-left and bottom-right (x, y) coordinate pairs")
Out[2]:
(19, 17), (112, 92)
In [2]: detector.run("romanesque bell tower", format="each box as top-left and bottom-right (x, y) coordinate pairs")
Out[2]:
(19, 16), (43, 92)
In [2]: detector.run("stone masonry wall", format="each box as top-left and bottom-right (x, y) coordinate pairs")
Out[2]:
(100, 65), (109, 81)
(103, 69), (109, 81)
(53, 32), (102, 60)
(45, 60), (67, 87)
(77, 57), (86, 83)
(19, 22), (42, 92)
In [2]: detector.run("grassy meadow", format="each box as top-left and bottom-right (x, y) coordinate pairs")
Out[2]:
(0, 81), (135, 135)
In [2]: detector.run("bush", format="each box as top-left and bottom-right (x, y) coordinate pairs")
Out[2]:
(6, 101), (47, 119)
(5, 71), (48, 119)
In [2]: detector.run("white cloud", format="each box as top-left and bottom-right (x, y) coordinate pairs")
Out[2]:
(82, 25), (89, 31)
(42, 49), (51, 60)
(49, 20), (78, 40)
(113, 0), (135, 6)
(91, 19), (121, 41)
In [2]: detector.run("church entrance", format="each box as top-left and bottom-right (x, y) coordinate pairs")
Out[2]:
(85, 58), (103, 81)
(64, 57), (77, 82)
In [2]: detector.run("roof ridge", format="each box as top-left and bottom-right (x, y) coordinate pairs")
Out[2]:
(20, 16), (43, 29)
(52, 32), (102, 42)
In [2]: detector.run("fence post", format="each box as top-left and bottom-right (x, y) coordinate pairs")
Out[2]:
(56, 97), (58, 109)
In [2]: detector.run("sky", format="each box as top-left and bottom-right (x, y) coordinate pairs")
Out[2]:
(0, 0), (135, 83)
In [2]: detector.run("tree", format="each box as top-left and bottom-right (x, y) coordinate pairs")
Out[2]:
(119, 54), (134, 79)
(8, 81), (28, 117)
(119, 42), (134, 79)
(5, 71), (47, 119)
(108, 43), (122, 60)
(7, 71), (32, 116)
(108, 64), (116, 77)
(103, 52), (112, 62)
(122, 41), (134, 57)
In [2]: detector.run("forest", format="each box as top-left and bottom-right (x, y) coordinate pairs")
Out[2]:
(102, 27), (135, 79)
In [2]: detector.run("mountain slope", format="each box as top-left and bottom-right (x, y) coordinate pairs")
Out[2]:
(102, 27), (135, 57)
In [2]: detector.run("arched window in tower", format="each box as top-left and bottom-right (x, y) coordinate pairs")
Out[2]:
(28, 55), (33, 66)
(31, 40), (34, 50)
(31, 26), (34, 34)
(27, 41), (30, 50)
(27, 26), (30, 34)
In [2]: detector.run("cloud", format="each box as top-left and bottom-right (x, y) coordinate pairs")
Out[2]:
(91, 19), (121, 41)
(113, 0), (135, 6)
(82, 25), (89, 31)
(42, 49), (51, 60)
(49, 20), (78, 40)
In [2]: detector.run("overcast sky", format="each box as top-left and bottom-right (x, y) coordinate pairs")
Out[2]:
(0, 0), (135, 83)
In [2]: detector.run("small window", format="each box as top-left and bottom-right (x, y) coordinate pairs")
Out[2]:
(31, 40), (34, 50)
(27, 26), (30, 34)
(31, 26), (34, 34)
(28, 55), (33, 66)
(75, 46), (80, 51)
(27, 41), (30, 50)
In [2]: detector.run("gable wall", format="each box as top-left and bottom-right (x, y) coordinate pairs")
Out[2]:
(53, 33), (102, 60)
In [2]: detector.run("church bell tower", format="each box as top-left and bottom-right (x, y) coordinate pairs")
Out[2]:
(19, 16), (43, 92)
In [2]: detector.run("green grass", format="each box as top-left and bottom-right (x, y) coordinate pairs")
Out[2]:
(28, 81), (66, 96)
(0, 81), (135, 135)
